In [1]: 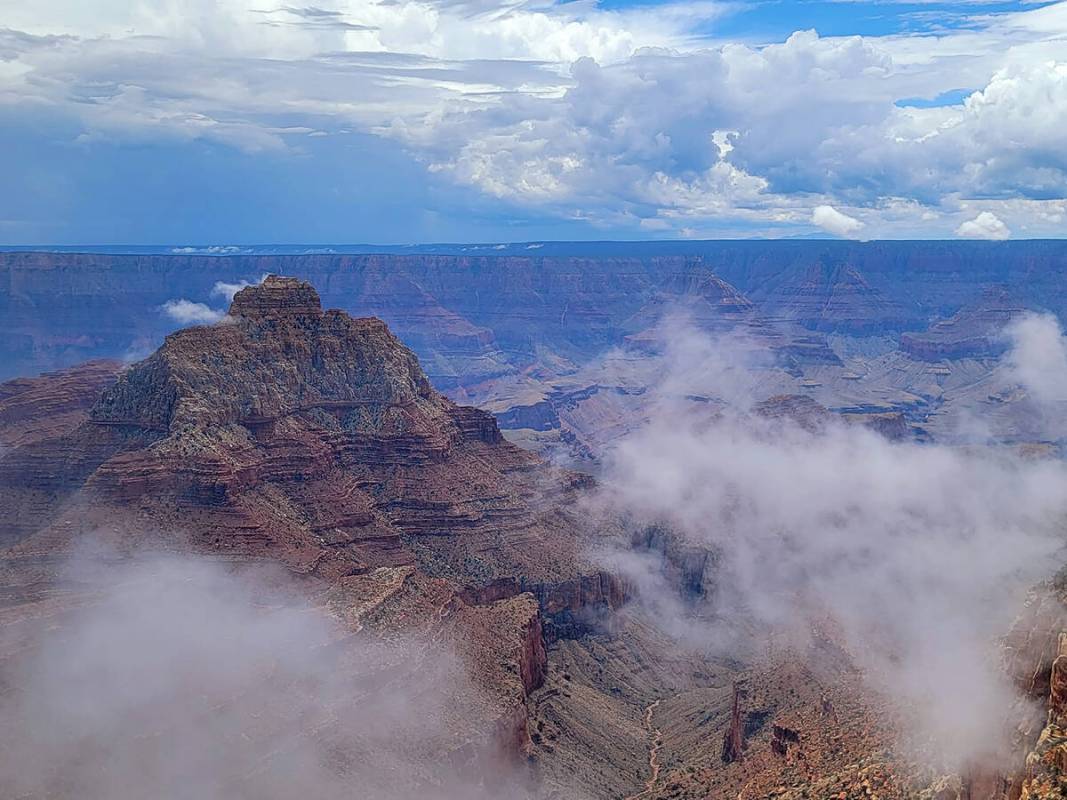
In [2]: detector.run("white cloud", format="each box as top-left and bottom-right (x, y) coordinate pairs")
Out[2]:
(172, 246), (246, 255)
(210, 275), (269, 303)
(1005, 312), (1067, 437)
(402, 23), (1067, 237)
(1, 0), (1066, 236)
(0, 548), (531, 799)
(956, 211), (1011, 240)
(812, 204), (865, 237)
(592, 323), (1067, 768)
(160, 299), (226, 325)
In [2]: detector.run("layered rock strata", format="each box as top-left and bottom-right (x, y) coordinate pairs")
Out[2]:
(0, 276), (620, 791)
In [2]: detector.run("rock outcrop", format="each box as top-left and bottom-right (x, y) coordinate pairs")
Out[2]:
(1019, 633), (1067, 799)
(0, 276), (625, 791)
(1008, 583), (1067, 799)
(1, 277), (590, 581)
(722, 682), (746, 763)
(0, 360), (122, 447)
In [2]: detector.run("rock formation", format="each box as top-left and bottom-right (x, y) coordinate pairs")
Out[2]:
(770, 723), (800, 757)
(1008, 583), (1067, 799)
(4, 258), (1067, 798)
(0, 359), (121, 447)
(722, 682), (746, 763)
(7, 243), (1067, 384)
(2, 277), (594, 579)
(739, 259), (908, 335)
(901, 286), (1025, 362)
(0, 276), (625, 794)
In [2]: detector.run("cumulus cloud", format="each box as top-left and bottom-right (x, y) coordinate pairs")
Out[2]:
(812, 204), (865, 237)
(1, 0), (1066, 237)
(404, 27), (1067, 237)
(160, 299), (227, 325)
(593, 321), (1067, 768)
(0, 548), (530, 800)
(956, 211), (1011, 240)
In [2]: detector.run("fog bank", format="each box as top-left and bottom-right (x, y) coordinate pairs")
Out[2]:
(594, 322), (1067, 766)
(0, 548), (526, 800)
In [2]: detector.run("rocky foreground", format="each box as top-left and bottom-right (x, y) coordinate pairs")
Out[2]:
(0, 276), (1066, 798)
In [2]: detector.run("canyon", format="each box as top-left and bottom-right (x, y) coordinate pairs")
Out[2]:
(3, 245), (1067, 798)
(4, 243), (1066, 462)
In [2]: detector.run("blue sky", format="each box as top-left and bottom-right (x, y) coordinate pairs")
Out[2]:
(708, 1), (1045, 38)
(1, 0), (1065, 243)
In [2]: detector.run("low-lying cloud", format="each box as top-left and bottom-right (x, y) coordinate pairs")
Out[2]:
(812, 204), (865, 238)
(1002, 311), (1067, 441)
(160, 276), (268, 325)
(211, 275), (270, 303)
(160, 298), (227, 325)
(0, 548), (529, 800)
(594, 321), (1067, 768)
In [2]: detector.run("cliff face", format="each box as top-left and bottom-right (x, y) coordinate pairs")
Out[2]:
(8, 253), (1067, 798)
(6, 247), (1067, 467)
(0, 276), (632, 790)
(0, 360), (121, 447)
(745, 261), (909, 334)
(1006, 583), (1067, 800)
(0, 252), (717, 383)
(2, 277), (596, 581)
(5, 244), (1066, 385)
(900, 287), (1026, 362)
(1022, 634), (1067, 799)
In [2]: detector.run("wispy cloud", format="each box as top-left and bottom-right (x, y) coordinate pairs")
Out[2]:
(590, 319), (1067, 769)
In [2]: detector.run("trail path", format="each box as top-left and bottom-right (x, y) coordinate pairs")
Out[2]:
(624, 699), (663, 800)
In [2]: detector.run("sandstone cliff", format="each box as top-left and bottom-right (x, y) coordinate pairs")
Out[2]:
(0, 276), (628, 792)
(1, 277), (591, 582)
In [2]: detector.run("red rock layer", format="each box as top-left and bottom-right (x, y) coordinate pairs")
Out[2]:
(1, 278), (592, 584)
(0, 277), (625, 781)
(0, 360), (122, 447)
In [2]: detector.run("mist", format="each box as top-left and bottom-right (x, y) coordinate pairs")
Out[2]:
(0, 546), (531, 800)
(592, 320), (1067, 768)
(1005, 311), (1067, 440)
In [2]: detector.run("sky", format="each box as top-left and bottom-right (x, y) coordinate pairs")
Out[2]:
(1, 0), (1065, 243)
